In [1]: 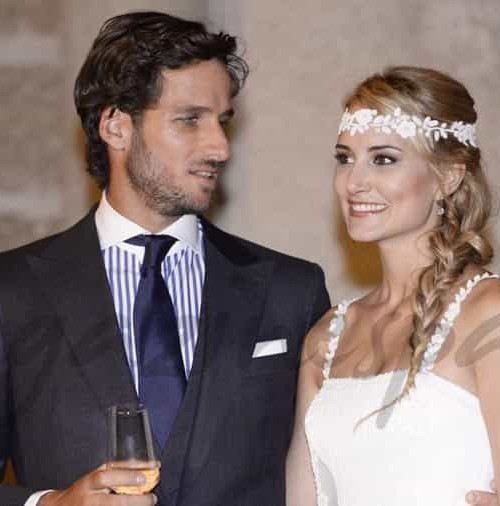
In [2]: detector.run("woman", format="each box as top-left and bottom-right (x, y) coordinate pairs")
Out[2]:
(287, 66), (500, 505)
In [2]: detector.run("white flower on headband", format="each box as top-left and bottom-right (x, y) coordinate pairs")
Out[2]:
(395, 120), (417, 139)
(338, 107), (477, 147)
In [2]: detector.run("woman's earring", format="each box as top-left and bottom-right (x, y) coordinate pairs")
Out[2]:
(436, 199), (445, 216)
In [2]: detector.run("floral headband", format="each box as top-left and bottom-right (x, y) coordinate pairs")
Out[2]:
(338, 107), (477, 147)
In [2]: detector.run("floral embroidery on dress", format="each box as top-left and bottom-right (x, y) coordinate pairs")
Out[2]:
(324, 274), (499, 377)
(323, 300), (352, 380)
(420, 272), (499, 372)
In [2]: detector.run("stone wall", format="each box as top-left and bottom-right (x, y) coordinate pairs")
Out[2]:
(1, 0), (499, 299)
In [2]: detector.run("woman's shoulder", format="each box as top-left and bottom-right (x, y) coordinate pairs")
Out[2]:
(302, 306), (336, 354)
(301, 296), (364, 372)
(300, 304), (343, 379)
(447, 269), (500, 353)
(453, 269), (500, 320)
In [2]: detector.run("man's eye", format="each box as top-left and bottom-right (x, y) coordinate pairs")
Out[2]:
(373, 154), (396, 165)
(179, 116), (199, 125)
(334, 153), (352, 164)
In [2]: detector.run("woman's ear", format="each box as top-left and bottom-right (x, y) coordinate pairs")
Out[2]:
(98, 106), (133, 151)
(440, 163), (466, 198)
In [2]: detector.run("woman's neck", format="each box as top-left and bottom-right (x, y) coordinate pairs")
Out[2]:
(375, 237), (433, 306)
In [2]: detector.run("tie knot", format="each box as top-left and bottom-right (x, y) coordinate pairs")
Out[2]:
(126, 234), (177, 270)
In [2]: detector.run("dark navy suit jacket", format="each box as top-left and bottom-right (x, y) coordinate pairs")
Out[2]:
(0, 210), (330, 506)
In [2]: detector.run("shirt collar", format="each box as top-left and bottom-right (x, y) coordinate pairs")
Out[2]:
(94, 192), (201, 254)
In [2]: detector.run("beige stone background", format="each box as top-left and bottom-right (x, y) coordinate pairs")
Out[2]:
(1, 0), (500, 305)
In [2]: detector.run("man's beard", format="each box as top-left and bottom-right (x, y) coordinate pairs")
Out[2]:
(126, 130), (213, 217)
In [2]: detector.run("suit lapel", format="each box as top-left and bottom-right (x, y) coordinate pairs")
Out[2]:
(27, 211), (137, 412)
(158, 220), (274, 501)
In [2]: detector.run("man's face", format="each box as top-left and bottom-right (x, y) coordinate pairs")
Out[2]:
(122, 59), (234, 222)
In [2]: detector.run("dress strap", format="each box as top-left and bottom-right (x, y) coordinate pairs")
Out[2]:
(323, 299), (355, 380)
(420, 272), (500, 372)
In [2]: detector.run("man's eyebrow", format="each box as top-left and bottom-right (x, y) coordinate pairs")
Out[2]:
(172, 105), (211, 114)
(171, 106), (235, 118)
(220, 108), (235, 120)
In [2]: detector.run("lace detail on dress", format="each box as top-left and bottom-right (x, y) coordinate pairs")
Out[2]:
(322, 299), (351, 380)
(323, 273), (500, 379)
(420, 272), (499, 372)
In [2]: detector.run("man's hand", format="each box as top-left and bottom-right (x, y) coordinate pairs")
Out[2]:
(39, 466), (157, 505)
(466, 480), (497, 505)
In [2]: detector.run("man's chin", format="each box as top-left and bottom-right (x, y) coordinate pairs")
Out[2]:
(163, 200), (212, 218)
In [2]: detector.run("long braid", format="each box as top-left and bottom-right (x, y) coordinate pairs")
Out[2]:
(386, 161), (492, 412)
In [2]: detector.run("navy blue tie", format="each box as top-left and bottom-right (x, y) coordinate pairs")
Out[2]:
(127, 234), (186, 449)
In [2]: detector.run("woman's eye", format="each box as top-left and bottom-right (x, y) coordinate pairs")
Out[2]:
(334, 153), (352, 164)
(373, 154), (396, 165)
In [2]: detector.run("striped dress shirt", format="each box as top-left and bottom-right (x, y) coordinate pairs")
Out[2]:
(95, 194), (205, 393)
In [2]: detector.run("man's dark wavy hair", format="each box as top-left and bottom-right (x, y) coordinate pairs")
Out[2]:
(74, 11), (249, 188)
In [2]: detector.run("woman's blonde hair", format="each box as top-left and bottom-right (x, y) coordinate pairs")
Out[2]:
(345, 66), (493, 404)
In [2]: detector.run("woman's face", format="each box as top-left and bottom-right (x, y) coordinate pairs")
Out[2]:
(334, 123), (441, 249)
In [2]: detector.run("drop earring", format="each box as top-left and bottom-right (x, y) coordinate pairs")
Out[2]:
(436, 200), (445, 216)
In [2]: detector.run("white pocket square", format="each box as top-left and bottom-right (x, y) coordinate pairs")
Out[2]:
(252, 339), (288, 358)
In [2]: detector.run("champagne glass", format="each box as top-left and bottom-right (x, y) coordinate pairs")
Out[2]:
(106, 404), (160, 494)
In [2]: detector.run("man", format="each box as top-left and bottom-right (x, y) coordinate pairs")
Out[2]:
(0, 11), (330, 506)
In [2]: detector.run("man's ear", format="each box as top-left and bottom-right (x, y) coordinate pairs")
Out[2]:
(99, 106), (133, 151)
(439, 163), (466, 198)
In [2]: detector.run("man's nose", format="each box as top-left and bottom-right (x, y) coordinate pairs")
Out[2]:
(204, 122), (230, 162)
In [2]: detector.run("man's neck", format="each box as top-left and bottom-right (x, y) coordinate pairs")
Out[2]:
(106, 188), (179, 232)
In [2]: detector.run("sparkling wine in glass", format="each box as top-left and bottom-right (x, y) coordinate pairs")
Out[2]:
(106, 404), (160, 495)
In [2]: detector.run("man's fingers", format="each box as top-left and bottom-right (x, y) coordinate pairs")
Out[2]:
(109, 494), (157, 505)
(466, 490), (498, 505)
(89, 468), (146, 491)
(39, 466), (156, 506)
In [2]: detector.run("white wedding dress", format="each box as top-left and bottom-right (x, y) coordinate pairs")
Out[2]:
(305, 273), (497, 506)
